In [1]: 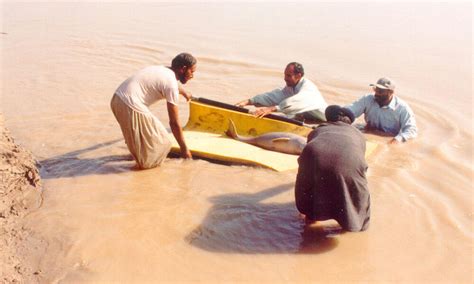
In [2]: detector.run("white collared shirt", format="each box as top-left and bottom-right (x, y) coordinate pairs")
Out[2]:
(346, 94), (417, 142)
(250, 77), (328, 117)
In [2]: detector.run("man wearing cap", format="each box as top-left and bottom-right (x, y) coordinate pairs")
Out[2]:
(235, 62), (328, 123)
(345, 77), (417, 144)
(295, 105), (370, 232)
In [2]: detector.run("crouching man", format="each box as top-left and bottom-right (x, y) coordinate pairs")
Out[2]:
(295, 105), (370, 231)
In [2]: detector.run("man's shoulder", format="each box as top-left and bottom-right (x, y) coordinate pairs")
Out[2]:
(296, 77), (319, 93)
(353, 94), (375, 104)
(394, 95), (409, 106)
(362, 93), (375, 99)
(141, 65), (176, 81)
(300, 77), (317, 87)
(141, 65), (169, 74)
(393, 96), (414, 112)
(309, 122), (365, 141)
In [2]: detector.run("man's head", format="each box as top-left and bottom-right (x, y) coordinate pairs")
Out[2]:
(171, 52), (197, 84)
(370, 77), (395, 107)
(325, 105), (355, 124)
(284, 62), (304, 88)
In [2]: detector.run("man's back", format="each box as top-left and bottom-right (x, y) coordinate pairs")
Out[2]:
(296, 121), (370, 232)
(305, 122), (367, 174)
(115, 66), (179, 113)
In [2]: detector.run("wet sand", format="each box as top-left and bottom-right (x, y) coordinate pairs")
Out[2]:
(1, 2), (472, 283)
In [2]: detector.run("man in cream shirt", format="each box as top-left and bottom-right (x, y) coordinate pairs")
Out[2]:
(236, 62), (328, 123)
(111, 53), (196, 169)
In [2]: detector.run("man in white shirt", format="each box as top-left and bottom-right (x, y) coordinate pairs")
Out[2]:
(236, 62), (328, 123)
(345, 77), (417, 144)
(111, 53), (196, 169)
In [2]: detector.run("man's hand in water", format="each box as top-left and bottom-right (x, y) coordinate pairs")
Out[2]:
(253, 106), (277, 118)
(181, 148), (192, 159)
(299, 213), (316, 225)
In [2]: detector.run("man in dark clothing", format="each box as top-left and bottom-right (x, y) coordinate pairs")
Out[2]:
(295, 105), (370, 232)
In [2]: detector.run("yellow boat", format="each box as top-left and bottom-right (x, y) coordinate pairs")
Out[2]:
(170, 97), (377, 171)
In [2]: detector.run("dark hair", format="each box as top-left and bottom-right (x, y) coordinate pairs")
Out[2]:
(171, 52), (197, 69)
(325, 105), (355, 124)
(287, 62), (304, 76)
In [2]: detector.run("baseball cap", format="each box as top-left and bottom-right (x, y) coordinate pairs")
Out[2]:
(370, 77), (395, 90)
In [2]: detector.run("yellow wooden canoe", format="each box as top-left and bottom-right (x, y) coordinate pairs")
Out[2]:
(170, 98), (377, 171)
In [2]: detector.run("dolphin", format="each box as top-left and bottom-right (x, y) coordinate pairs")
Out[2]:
(225, 119), (306, 155)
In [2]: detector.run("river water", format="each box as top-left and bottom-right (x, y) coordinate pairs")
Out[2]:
(1, 2), (472, 283)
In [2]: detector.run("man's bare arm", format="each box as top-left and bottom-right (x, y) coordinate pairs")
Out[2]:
(167, 102), (192, 159)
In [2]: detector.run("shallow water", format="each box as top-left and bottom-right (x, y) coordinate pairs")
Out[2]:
(1, 2), (472, 283)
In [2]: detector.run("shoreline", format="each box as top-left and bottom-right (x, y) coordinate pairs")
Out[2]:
(0, 114), (44, 283)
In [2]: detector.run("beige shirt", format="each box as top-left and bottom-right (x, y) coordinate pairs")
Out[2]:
(115, 65), (179, 114)
(249, 77), (327, 117)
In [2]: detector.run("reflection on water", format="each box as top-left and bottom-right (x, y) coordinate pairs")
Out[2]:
(186, 184), (341, 254)
(39, 139), (134, 179)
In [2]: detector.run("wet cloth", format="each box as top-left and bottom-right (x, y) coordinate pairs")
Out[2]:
(345, 94), (417, 142)
(249, 77), (327, 118)
(111, 94), (171, 169)
(295, 121), (370, 231)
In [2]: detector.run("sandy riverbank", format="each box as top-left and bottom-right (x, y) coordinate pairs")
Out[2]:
(0, 114), (44, 283)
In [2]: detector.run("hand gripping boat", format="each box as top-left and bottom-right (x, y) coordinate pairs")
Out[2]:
(170, 97), (377, 171)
